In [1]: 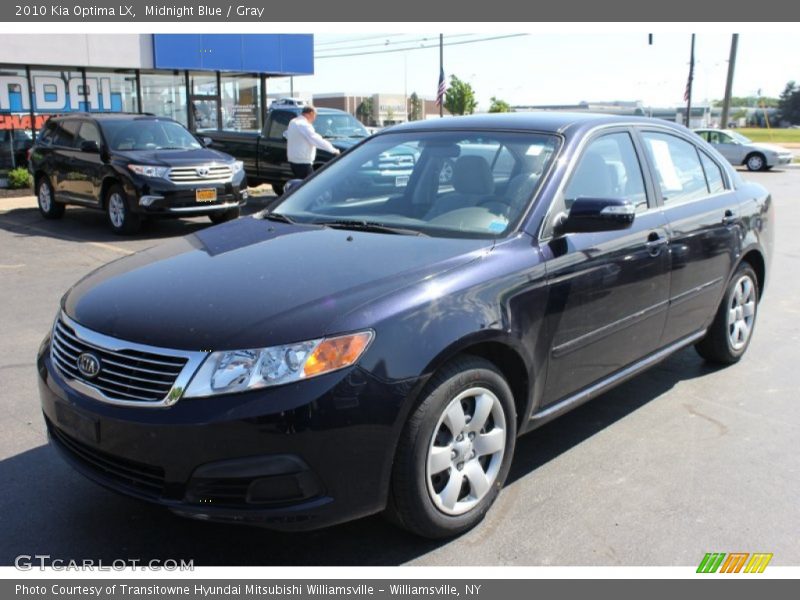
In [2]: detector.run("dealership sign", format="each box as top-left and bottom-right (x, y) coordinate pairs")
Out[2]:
(0, 74), (124, 114)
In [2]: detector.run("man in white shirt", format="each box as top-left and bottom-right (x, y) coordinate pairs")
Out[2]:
(286, 106), (340, 179)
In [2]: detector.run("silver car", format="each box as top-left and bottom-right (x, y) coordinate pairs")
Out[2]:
(694, 128), (793, 171)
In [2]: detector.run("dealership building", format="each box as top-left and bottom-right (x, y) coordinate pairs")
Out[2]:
(0, 34), (313, 169)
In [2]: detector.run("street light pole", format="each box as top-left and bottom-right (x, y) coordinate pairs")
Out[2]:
(720, 34), (739, 129)
(439, 34), (444, 118)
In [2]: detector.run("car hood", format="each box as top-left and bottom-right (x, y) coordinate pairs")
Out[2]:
(63, 217), (490, 351)
(329, 137), (365, 151)
(112, 147), (234, 166)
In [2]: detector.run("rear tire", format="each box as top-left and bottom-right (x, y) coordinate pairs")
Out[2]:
(37, 177), (65, 220)
(387, 355), (516, 539)
(106, 185), (141, 235)
(695, 262), (759, 364)
(208, 207), (241, 224)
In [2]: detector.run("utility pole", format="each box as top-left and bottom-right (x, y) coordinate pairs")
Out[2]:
(720, 34), (739, 129)
(684, 34), (695, 128)
(439, 34), (444, 118)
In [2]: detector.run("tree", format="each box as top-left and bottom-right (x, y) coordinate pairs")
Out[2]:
(488, 96), (512, 113)
(356, 97), (374, 126)
(444, 75), (477, 116)
(712, 95), (779, 108)
(408, 92), (423, 121)
(779, 81), (800, 124)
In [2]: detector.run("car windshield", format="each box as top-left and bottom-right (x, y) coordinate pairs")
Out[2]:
(312, 114), (370, 138)
(728, 130), (753, 144)
(269, 130), (560, 239)
(100, 119), (203, 151)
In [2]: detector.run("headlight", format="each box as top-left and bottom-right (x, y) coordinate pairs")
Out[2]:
(128, 164), (169, 178)
(183, 331), (373, 398)
(231, 160), (244, 174)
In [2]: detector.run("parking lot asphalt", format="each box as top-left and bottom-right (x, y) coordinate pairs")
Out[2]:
(0, 170), (798, 567)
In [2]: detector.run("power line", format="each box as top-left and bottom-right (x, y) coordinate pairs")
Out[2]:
(315, 34), (408, 47)
(315, 34), (529, 60)
(315, 34), (477, 55)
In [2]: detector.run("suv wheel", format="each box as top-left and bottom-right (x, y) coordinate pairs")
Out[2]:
(387, 356), (516, 538)
(106, 185), (141, 235)
(695, 262), (759, 364)
(209, 207), (241, 224)
(37, 178), (65, 220)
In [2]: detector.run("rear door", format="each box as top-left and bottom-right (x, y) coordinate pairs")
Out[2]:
(637, 129), (740, 345)
(50, 120), (81, 200)
(259, 110), (294, 181)
(70, 120), (105, 206)
(540, 129), (672, 404)
(707, 131), (746, 165)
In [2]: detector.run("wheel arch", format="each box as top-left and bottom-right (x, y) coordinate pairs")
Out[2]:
(99, 177), (122, 208)
(738, 247), (766, 299)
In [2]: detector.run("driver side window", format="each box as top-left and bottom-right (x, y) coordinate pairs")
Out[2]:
(564, 132), (647, 211)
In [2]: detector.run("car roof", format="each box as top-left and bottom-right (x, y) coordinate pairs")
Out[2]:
(271, 106), (349, 116)
(385, 111), (690, 136)
(49, 113), (172, 122)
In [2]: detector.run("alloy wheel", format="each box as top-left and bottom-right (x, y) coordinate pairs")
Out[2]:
(38, 182), (51, 212)
(426, 387), (507, 516)
(108, 193), (126, 228)
(727, 274), (756, 350)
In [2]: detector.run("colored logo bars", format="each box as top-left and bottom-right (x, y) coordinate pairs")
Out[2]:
(697, 552), (773, 573)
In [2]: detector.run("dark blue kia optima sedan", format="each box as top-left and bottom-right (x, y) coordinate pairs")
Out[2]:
(37, 113), (773, 538)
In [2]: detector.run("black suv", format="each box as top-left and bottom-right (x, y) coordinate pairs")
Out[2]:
(28, 113), (248, 234)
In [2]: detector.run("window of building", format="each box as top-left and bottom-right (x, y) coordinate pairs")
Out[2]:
(221, 74), (261, 132)
(83, 70), (138, 113)
(140, 71), (188, 126)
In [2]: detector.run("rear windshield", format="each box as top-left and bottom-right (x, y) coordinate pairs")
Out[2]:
(99, 119), (202, 151)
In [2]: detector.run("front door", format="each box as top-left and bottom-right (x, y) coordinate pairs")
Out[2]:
(707, 131), (746, 165)
(69, 120), (105, 206)
(260, 109), (294, 182)
(540, 130), (672, 405)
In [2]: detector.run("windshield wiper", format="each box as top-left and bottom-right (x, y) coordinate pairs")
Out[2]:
(311, 219), (427, 236)
(157, 146), (190, 150)
(262, 212), (296, 224)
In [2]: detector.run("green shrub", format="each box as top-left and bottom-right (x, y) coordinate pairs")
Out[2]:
(7, 167), (31, 189)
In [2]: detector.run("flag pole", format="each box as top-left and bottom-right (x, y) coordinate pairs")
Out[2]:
(685, 33), (695, 127)
(439, 34), (444, 118)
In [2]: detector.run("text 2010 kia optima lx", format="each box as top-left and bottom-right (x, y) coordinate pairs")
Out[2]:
(38, 113), (773, 538)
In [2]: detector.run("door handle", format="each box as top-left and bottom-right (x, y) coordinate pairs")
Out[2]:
(645, 231), (668, 257)
(722, 209), (737, 225)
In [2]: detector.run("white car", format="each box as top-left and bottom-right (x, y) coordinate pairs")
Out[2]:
(694, 128), (793, 171)
(269, 97), (307, 110)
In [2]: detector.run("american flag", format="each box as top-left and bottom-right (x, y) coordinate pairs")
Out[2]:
(435, 67), (446, 107)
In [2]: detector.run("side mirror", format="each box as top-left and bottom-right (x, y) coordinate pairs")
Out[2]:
(560, 197), (635, 234)
(202, 137), (213, 147)
(283, 178), (304, 195)
(80, 140), (100, 153)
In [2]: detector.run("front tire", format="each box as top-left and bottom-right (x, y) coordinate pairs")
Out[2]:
(37, 177), (65, 220)
(208, 207), (241, 224)
(695, 262), (759, 364)
(745, 153), (766, 172)
(387, 356), (516, 539)
(106, 185), (141, 235)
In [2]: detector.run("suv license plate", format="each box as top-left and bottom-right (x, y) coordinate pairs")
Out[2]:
(196, 188), (217, 202)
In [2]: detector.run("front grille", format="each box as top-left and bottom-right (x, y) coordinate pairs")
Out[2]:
(48, 418), (166, 497)
(168, 164), (232, 184)
(377, 153), (415, 170)
(51, 319), (187, 403)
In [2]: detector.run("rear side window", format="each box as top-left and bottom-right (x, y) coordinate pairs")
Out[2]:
(77, 122), (103, 147)
(699, 151), (726, 194)
(52, 120), (80, 148)
(37, 122), (56, 146)
(641, 132), (708, 204)
(268, 111), (293, 138)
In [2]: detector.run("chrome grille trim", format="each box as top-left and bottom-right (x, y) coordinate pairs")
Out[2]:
(168, 164), (233, 185)
(49, 312), (207, 408)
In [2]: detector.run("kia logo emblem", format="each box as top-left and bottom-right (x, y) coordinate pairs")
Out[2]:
(77, 352), (101, 379)
(196, 166), (210, 177)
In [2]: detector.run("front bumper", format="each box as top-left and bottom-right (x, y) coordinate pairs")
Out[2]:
(37, 337), (413, 530)
(125, 172), (248, 217)
(769, 154), (794, 167)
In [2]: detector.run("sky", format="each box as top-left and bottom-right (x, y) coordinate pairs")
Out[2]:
(269, 32), (800, 111)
